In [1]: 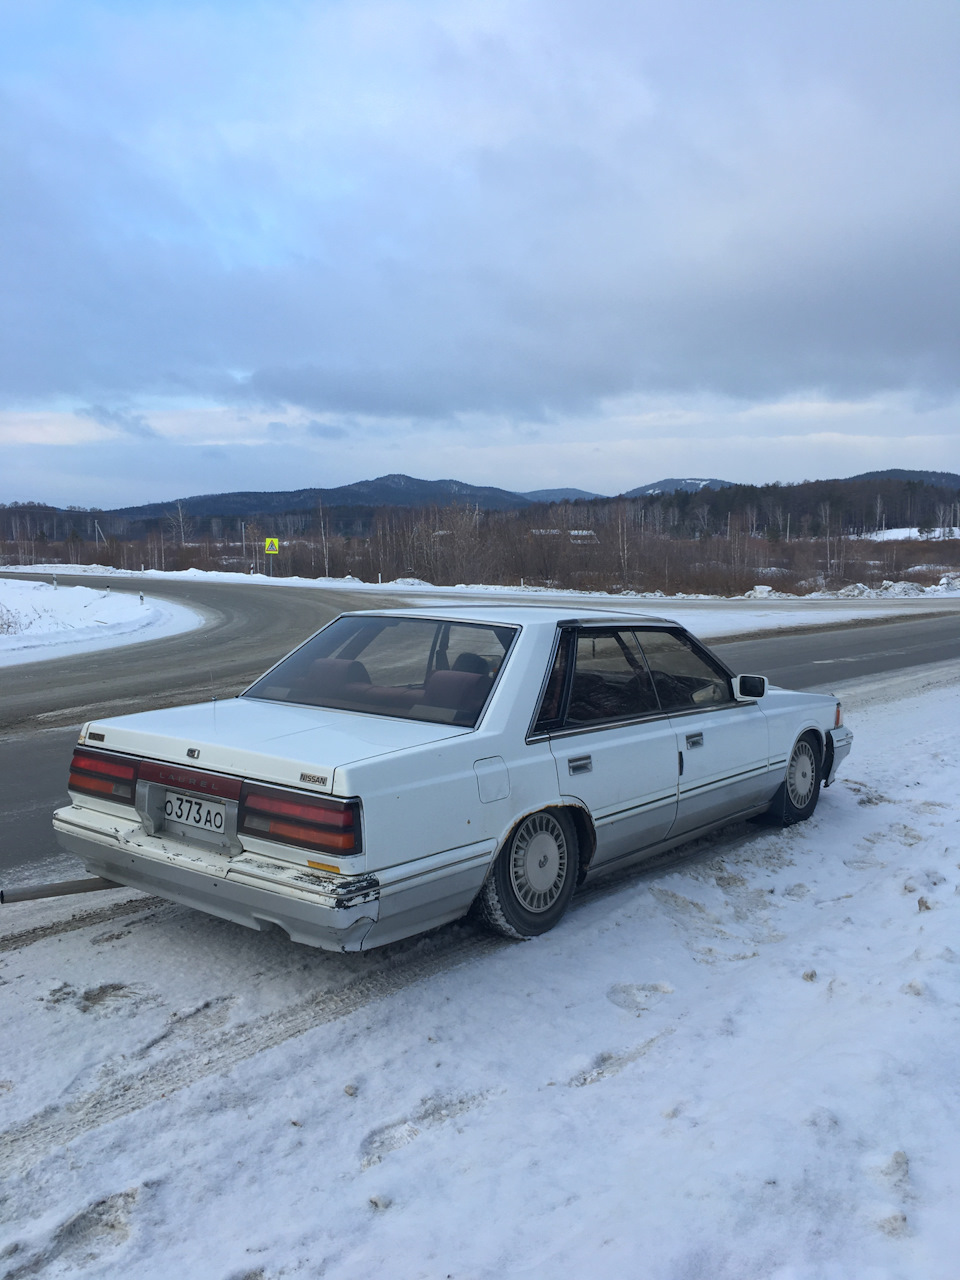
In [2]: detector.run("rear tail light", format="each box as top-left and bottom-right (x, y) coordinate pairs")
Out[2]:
(67, 749), (362, 859)
(834, 701), (843, 728)
(239, 783), (362, 855)
(68, 749), (140, 805)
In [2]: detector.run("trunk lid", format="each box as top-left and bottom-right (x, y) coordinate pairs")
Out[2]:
(82, 696), (470, 794)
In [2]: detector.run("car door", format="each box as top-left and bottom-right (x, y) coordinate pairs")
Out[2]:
(533, 628), (679, 867)
(635, 628), (771, 837)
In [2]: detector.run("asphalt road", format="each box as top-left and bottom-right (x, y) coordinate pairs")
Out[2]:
(2, 575), (959, 886)
(0, 574), (402, 734)
(715, 611), (960, 690)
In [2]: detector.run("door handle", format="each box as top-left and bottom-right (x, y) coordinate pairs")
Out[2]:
(685, 732), (703, 749)
(568, 755), (592, 775)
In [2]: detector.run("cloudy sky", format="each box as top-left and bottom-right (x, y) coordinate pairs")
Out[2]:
(2, 0), (958, 507)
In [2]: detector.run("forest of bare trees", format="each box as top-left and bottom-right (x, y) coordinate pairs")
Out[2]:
(3, 475), (959, 594)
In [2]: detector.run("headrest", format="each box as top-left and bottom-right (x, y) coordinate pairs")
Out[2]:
(422, 669), (490, 712)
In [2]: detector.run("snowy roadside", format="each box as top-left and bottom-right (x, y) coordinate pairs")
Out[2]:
(0, 577), (204, 667)
(1, 664), (958, 1278)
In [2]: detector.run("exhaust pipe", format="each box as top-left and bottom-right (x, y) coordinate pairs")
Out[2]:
(1, 877), (120, 905)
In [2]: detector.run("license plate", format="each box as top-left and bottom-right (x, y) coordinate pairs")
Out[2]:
(163, 790), (227, 835)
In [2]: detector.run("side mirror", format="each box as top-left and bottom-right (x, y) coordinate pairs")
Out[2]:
(734, 674), (768, 701)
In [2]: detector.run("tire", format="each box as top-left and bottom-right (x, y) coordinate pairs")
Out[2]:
(476, 809), (578, 940)
(770, 731), (822, 826)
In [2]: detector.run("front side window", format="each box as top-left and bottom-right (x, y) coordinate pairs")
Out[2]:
(635, 629), (731, 711)
(530, 624), (735, 734)
(244, 616), (516, 727)
(566, 630), (660, 724)
(533, 628), (661, 731)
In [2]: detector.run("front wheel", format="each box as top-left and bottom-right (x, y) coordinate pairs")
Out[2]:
(772, 731), (822, 825)
(475, 809), (578, 940)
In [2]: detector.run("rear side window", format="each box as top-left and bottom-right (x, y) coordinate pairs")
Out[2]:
(532, 630), (574, 734)
(244, 616), (516, 727)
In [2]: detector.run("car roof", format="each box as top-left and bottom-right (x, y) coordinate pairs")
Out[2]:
(341, 604), (675, 628)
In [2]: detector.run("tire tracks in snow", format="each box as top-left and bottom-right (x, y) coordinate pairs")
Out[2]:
(0, 932), (507, 1178)
(0, 823), (756, 1180)
(0, 896), (166, 953)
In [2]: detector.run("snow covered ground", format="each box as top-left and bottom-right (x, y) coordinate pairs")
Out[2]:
(861, 527), (960, 542)
(1, 663), (959, 1278)
(0, 577), (203, 667)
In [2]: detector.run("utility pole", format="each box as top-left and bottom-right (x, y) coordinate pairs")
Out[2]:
(319, 499), (329, 577)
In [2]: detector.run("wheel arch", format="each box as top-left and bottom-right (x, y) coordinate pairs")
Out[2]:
(564, 803), (597, 884)
(799, 723), (826, 761)
(485, 801), (596, 887)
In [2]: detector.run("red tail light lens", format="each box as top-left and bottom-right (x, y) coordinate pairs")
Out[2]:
(239, 783), (362, 855)
(69, 749), (140, 805)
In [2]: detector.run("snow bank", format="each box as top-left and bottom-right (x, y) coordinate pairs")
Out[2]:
(747, 574), (960, 599)
(9, 560), (960, 601)
(0, 577), (203, 667)
(1, 668), (959, 1276)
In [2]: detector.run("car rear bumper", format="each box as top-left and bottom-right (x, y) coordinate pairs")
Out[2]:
(53, 804), (496, 951)
(825, 726), (854, 786)
(53, 806), (380, 951)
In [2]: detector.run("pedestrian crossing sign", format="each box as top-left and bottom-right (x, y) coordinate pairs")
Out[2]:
(264, 538), (279, 554)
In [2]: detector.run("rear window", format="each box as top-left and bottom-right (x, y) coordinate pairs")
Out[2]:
(243, 616), (517, 727)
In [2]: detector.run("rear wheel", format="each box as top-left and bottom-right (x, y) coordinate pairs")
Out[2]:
(773, 731), (822, 825)
(476, 809), (578, 939)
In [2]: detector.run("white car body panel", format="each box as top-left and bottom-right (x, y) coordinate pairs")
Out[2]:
(669, 702), (771, 837)
(52, 605), (853, 951)
(758, 688), (828, 743)
(94, 697), (470, 798)
(551, 717), (679, 864)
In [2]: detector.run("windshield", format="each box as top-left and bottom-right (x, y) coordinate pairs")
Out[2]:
(243, 615), (517, 727)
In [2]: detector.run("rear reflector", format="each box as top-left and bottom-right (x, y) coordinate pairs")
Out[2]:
(68, 748), (140, 805)
(139, 760), (243, 800)
(239, 782), (361, 855)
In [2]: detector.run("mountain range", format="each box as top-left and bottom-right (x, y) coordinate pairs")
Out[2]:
(8, 471), (959, 524)
(621, 478), (733, 498)
(845, 469), (960, 489)
(103, 475), (734, 521)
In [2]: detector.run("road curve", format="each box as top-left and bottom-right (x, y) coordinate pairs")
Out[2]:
(6, 574), (960, 733)
(1, 574), (405, 733)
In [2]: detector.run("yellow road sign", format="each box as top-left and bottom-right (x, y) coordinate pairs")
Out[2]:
(264, 538), (279, 554)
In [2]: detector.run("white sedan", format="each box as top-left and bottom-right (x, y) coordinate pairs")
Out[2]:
(54, 606), (853, 951)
